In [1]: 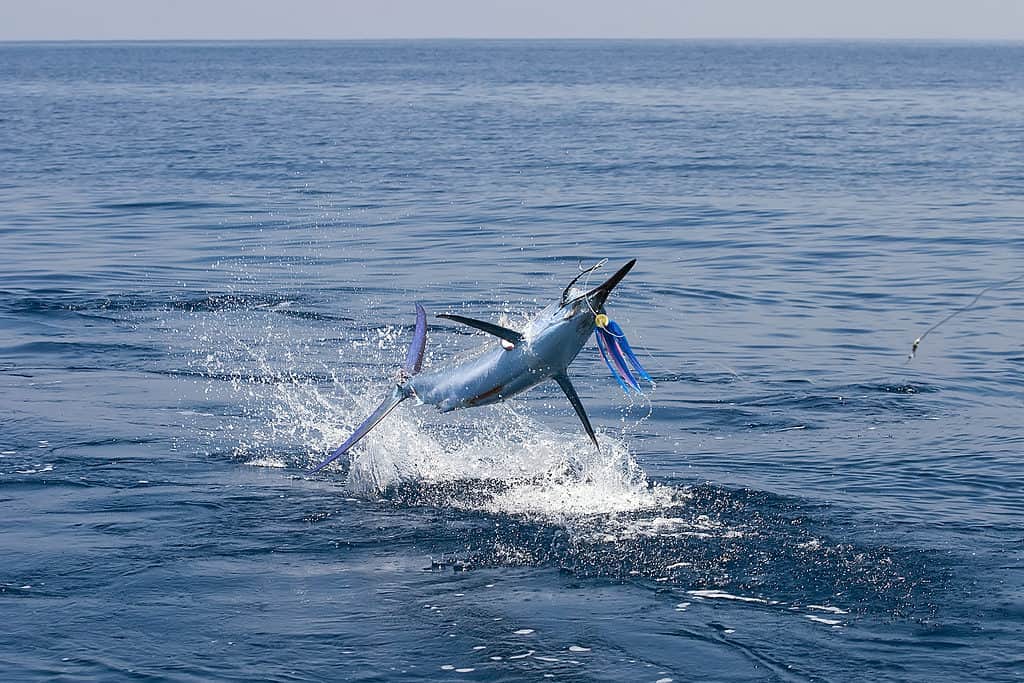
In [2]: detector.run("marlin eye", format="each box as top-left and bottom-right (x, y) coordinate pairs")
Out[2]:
(563, 303), (580, 320)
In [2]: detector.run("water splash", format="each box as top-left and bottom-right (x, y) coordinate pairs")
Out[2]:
(260, 374), (675, 519)
(186, 306), (674, 519)
(181, 302), (944, 621)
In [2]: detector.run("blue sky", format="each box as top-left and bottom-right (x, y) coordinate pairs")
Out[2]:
(3, 0), (1023, 41)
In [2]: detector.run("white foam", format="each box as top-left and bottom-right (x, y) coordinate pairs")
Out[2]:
(807, 604), (848, 614)
(342, 402), (675, 520)
(580, 511), (739, 543)
(688, 590), (768, 604)
(245, 457), (287, 468)
(805, 614), (843, 626)
(16, 464), (54, 474)
(514, 629), (535, 635)
(568, 645), (591, 652)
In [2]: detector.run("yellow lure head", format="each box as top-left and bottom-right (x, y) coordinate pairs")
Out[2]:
(595, 313), (609, 328)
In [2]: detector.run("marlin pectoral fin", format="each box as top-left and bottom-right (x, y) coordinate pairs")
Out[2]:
(436, 313), (524, 346)
(404, 303), (427, 375)
(309, 387), (408, 474)
(553, 372), (599, 451)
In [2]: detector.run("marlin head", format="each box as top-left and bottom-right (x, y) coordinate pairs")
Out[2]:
(561, 258), (637, 313)
(522, 259), (638, 372)
(557, 259), (651, 394)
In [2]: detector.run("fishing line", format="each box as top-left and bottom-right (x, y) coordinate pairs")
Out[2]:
(907, 272), (1024, 361)
(579, 258), (608, 318)
(562, 258), (606, 307)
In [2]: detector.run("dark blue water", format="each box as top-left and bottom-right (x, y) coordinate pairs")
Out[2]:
(2, 40), (1022, 681)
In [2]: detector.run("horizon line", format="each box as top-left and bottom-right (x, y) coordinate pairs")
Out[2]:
(3, 36), (1024, 44)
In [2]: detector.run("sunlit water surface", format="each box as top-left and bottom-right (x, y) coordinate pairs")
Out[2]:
(1, 41), (1022, 681)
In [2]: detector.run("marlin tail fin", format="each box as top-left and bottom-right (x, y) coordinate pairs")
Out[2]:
(309, 304), (427, 474)
(308, 386), (408, 473)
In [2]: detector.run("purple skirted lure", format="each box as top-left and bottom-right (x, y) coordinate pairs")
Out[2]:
(595, 315), (652, 394)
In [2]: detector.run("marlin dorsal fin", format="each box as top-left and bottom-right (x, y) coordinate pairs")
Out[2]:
(437, 313), (523, 346)
(404, 303), (427, 375)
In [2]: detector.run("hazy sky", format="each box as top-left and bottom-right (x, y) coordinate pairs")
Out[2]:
(2, 0), (1023, 41)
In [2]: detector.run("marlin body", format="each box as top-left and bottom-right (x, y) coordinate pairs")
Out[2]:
(309, 259), (650, 473)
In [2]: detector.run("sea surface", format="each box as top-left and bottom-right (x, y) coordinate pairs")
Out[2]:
(1, 40), (1022, 682)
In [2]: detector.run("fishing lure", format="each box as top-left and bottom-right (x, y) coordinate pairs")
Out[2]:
(594, 313), (653, 394)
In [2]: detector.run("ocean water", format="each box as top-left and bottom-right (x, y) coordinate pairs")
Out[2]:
(1, 40), (1022, 681)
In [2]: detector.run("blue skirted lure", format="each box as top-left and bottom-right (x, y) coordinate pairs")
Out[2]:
(594, 313), (652, 394)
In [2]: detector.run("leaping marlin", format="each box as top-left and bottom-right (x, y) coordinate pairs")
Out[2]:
(309, 259), (651, 473)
